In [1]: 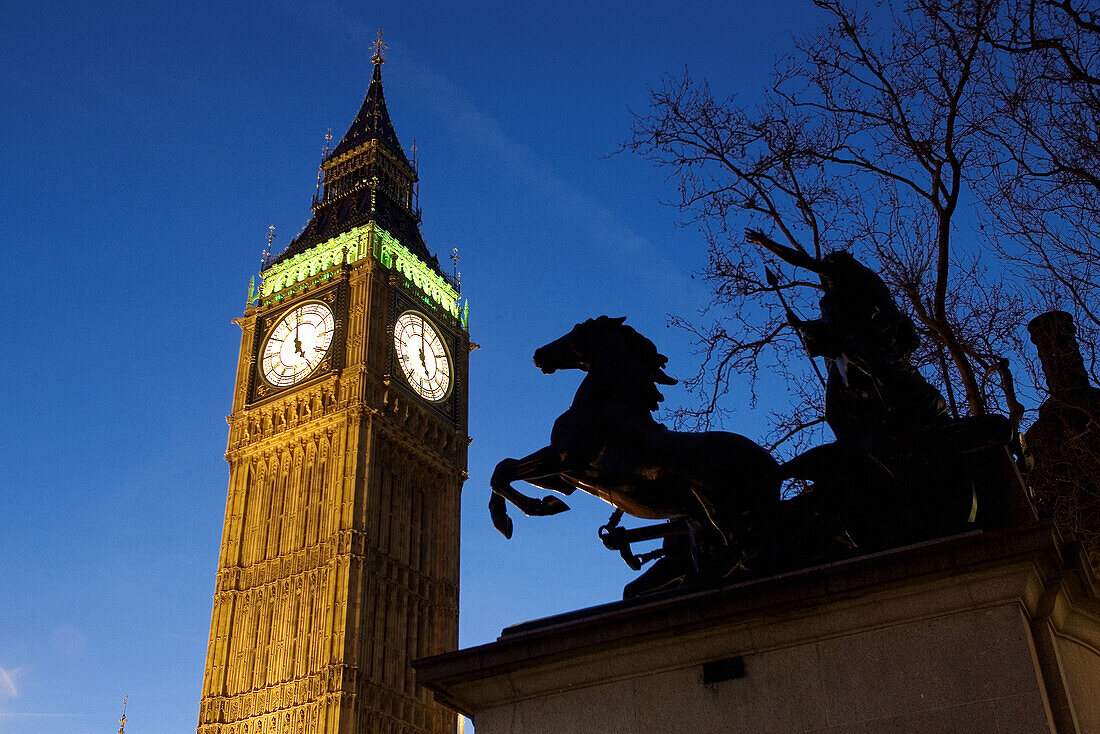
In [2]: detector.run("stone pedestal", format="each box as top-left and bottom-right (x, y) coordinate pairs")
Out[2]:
(416, 524), (1100, 733)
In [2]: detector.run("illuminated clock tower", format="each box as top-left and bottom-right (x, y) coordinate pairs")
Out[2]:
(197, 35), (468, 734)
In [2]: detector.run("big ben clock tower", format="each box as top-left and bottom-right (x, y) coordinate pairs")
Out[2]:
(197, 34), (468, 734)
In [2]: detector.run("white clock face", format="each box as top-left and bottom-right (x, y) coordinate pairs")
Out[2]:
(261, 302), (335, 387)
(394, 311), (451, 401)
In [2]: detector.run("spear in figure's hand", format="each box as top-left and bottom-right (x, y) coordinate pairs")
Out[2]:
(765, 266), (828, 390)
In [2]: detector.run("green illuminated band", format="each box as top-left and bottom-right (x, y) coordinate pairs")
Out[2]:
(257, 224), (466, 327)
(372, 227), (460, 318)
(260, 227), (369, 296)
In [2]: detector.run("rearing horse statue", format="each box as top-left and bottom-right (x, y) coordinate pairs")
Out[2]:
(490, 317), (781, 586)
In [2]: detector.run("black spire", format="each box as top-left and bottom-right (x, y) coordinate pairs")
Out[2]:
(325, 61), (412, 169)
(270, 31), (440, 274)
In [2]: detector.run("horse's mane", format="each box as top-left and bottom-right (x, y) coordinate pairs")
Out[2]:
(586, 316), (677, 410)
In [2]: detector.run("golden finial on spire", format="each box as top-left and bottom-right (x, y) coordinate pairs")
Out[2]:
(371, 28), (387, 66)
(117, 696), (128, 734)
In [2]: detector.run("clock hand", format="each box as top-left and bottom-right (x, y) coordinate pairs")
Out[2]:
(417, 347), (428, 380)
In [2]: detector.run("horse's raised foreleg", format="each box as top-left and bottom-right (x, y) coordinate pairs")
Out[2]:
(490, 446), (573, 538)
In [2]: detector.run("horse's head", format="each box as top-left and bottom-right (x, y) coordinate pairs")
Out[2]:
(534, 317), (608, 374)
(534, 316), (677, 410)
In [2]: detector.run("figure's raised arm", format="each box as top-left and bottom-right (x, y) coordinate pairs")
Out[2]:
(745, 229), (822, 273)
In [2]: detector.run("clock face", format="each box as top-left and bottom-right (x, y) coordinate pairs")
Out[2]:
(260, 301), (335, 387)
(394, 311), (452, 401)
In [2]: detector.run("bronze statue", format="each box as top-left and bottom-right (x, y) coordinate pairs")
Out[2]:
(489, 316), (781, 594)
(491, 246), (1024, 597)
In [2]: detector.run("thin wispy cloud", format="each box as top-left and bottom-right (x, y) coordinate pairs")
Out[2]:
(0, 666), (20, 698)
(398, 59), (688, 291)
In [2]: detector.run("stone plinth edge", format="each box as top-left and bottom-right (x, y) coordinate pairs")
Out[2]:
(415, 524), (1100, 733)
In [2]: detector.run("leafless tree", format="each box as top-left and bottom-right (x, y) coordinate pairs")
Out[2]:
(978, 0), (1100, 388)
(627, 0), (1037, 452)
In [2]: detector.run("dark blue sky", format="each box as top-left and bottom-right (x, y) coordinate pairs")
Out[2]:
(1, 1), (817, 730)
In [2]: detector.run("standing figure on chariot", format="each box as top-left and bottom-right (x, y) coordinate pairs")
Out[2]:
(746, 229), (949, 449)
(747, 229), (1012, 551)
